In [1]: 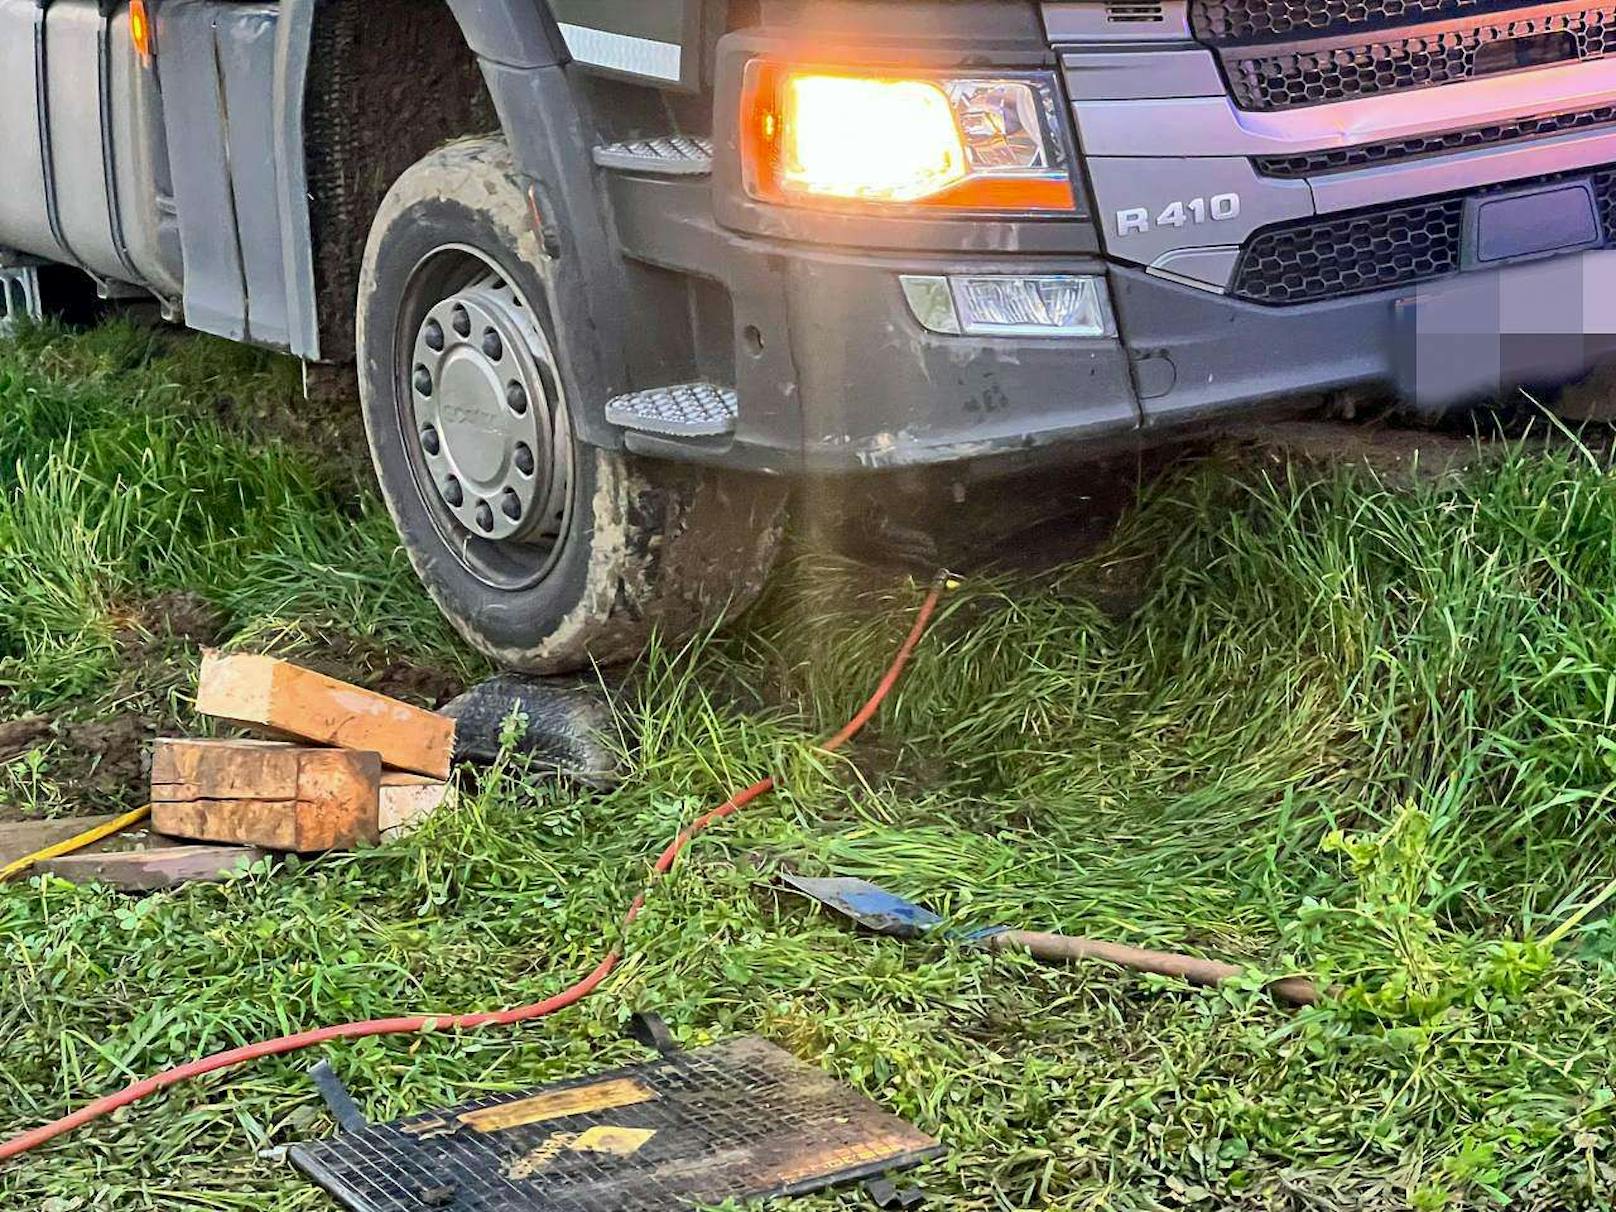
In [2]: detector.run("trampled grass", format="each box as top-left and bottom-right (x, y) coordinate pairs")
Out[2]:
(4, 323), (1616, 1208)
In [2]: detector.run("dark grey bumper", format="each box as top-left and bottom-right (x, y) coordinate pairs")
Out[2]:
(608, 175), (1616, 475)
(1118, 251), (1616, 427)
(768, 253), (1616, 470)
(699, 253), (1614, 473)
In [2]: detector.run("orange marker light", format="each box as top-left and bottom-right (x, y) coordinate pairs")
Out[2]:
(130, 0), (153, 61)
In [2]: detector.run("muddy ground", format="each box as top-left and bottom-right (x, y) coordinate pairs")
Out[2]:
(0, 586), (469, 825)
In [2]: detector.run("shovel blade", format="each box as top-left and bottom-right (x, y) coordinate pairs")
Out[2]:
(779, 875), (943, 938)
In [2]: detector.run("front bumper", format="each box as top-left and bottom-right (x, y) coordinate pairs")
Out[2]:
(607, 174), (1616, 475)
(1119, 250), (1616, 427)
(758, 248), (1141, 473)
(783, 253), (1616, 473)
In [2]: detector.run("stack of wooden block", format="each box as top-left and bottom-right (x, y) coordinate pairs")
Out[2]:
(152, 652), (457, 852)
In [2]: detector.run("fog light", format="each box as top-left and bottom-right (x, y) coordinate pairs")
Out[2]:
(900, 274), (1113, 338)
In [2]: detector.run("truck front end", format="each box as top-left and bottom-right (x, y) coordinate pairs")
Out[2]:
(604, 0), (1616, 474)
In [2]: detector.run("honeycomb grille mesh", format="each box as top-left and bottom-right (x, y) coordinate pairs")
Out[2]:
(1593, 164), (1616, 229)
(1232, 198), (1467, 304)
(1231, 167), (1616, 304)
(1192, 0), (1516, 42)
(1224, 7), (1614, 110)
(1254, 103), (1616, 175)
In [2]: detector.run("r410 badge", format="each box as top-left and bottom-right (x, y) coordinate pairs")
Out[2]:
(1116, 194), (1241, 236)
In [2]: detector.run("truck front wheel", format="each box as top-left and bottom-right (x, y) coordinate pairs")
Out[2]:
(356, 137), (785, 672)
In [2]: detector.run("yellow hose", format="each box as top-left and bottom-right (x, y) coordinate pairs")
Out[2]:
(0, 805), (153, 883)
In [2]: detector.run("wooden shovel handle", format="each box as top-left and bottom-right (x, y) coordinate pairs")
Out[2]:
(985, 930), (1323, 1007)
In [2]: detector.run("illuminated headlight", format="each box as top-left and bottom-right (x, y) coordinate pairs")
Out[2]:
(901, 274), (1115, 338)
(741, 65), (1075, 212)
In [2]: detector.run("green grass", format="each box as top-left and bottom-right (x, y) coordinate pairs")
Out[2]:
(5, 323), (1616, 1208)
(0, 320), (475, 716)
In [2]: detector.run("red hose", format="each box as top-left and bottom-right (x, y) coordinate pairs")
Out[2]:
(0, 581), (944, 1163)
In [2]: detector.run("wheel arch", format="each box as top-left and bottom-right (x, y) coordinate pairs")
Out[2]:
(441, 0), (568, 68)
(274, 0), (626, 447)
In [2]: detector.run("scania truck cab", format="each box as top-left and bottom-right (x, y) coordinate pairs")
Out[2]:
(3, 0), (1613, 667)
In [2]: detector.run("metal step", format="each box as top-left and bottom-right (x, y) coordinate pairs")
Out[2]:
(606, 381), (737, 438)
(593, 135), (714, 177)
(0, 265), (42, 335)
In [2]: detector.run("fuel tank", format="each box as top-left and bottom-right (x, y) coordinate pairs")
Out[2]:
(0, 0), (182, 299)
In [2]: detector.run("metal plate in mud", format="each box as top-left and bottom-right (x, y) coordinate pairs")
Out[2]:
(289, 1037), (941, 1212)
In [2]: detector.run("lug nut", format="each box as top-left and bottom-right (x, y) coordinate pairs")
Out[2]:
(443, 476), (463, 507)
(501, 489), (522, 521)
(451, 305), (471, 338)
(482, 330), (504, 360)
(475, 501), (495, 532)
(506, 381), (529, 415)
(514, 442), (535, 476)
(421, 425), (440, 456)
(413, 366), (433, 397)
(424, 319), (445, 352)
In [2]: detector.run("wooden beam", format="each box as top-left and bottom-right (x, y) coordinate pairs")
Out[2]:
(378, 772), (455, 840)
(39, 845), (265, 891)
(194, 652), (455, 778)
(151, 738), (382, 851)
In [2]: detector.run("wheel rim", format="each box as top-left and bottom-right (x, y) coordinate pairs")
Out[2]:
(395, 246), (574, 591)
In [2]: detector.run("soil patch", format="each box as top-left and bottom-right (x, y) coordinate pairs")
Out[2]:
(112, 590), (229, 652)
(62, 716), (158, 807)
(0, 717), (53, 764)
(1221, 419), (1485, 487)
(0, 715), (156, 824)
(292, 633), (470, 710)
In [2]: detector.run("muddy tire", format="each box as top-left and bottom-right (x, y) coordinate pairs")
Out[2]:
(357, 137), (786, 672)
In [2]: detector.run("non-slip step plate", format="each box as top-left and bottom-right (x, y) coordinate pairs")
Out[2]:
(290, 1037), (941, 1212)
(606, 381), (737, 438)
(593, 135), (714, 176)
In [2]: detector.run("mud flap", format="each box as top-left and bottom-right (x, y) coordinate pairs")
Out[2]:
(157, 1), (292, 348)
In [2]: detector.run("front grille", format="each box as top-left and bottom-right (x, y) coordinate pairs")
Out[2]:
(1255, 103), (1616, 176)
(1230, 165), (1616, 304)
(1224, 6), (1613, 110)
(1233, 197), (1467, 303)
(1193, 0), (1518, 42)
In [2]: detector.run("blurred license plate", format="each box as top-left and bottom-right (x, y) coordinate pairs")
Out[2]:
(1397, 251), (1616, 407)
